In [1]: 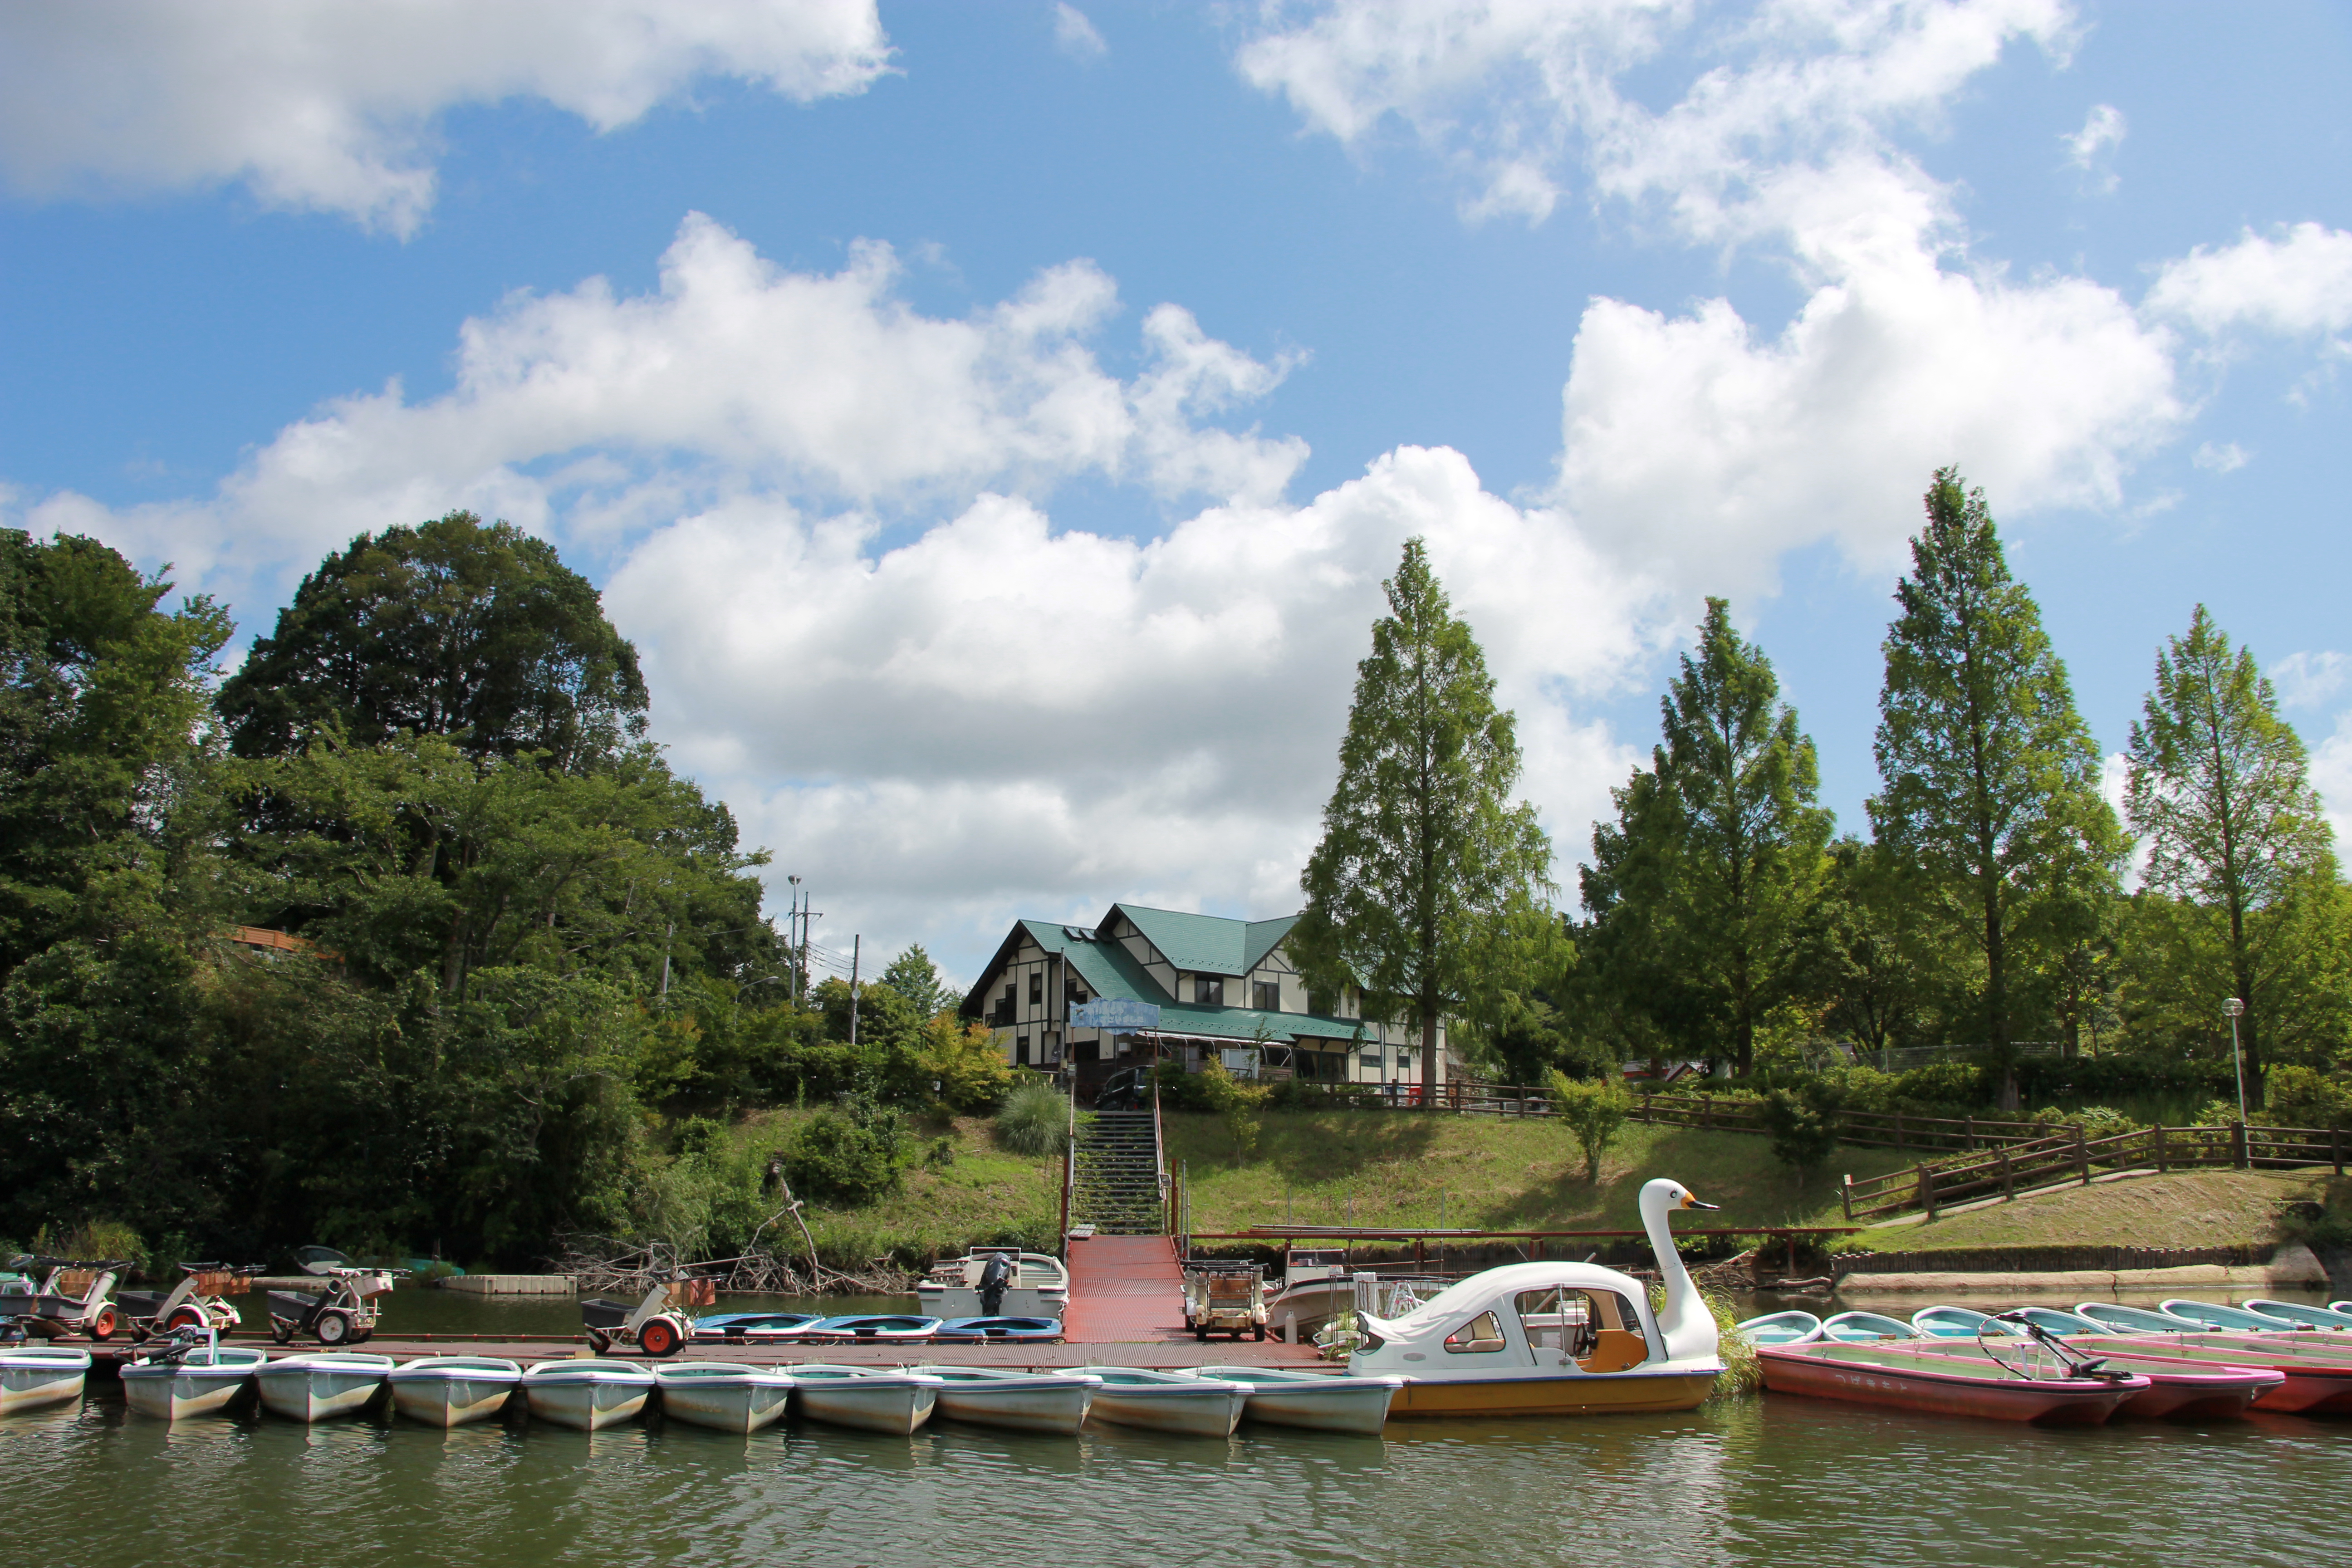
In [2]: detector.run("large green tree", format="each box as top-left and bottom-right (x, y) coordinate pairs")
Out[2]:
(217, 511), (648, 769)
(1295, 539), (1553, 1092)
(1868, 470), (2121, 1107)
(2124, 605), (2339, 1101)
(1585, 598), (1829, 1074)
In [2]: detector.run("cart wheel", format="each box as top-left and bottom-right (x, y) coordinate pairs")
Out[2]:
(271, 1323), (295, 1346)
(354, 1329), (373, 1344)
(1194, 1327), (1207, 1342)
(639, 1318), (681, 1358)
(586, 1328), (611, 1355)
(166, 1307), (206, 1333)
(1253, 1325), (1266, 1342)
(314, 1308), (354, 1345)
(88, 1307), (118, 1342)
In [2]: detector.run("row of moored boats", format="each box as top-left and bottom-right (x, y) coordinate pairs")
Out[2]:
(1735, 1296), (2352, 1423)
(0, 1341), (1402, 1437)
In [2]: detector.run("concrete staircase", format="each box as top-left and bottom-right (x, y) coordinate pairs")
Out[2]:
(1073, 1111), (1165, 1235)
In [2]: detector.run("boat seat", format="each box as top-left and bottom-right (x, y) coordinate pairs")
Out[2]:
(1577, 1329), (1650, 1375)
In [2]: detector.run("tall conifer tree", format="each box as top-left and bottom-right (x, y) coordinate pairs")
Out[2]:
(1297, 539), (1552, 1093)
(2125, 605), (2337, 1101)
(1869, 470), (2120, 1108)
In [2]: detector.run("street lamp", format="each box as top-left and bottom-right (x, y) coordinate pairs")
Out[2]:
(2223, 997), (2248, 1123)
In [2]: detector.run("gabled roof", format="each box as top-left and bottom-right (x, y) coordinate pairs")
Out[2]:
(1110, 904), (1297, 977)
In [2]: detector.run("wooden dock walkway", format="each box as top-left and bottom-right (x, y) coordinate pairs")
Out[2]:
(1064, 1234), (1196, 1344)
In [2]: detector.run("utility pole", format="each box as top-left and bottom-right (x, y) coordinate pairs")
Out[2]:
(849, 935), (862, 1046)
(787, 875), (800, 1003)
(2225, 996), (2248, 1122)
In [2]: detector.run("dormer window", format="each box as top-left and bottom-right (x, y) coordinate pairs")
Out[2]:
(1193, 975), (1224, 1006)
(1252, 980), (1280, 1011)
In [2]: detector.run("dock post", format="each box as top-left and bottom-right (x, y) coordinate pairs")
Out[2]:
(1917, 1165), (1936, 1220)
(2232, 1120), (2249, 1171)
(2154, 1123), (2167, 1174)
(1840, 1174), (1852, 1223)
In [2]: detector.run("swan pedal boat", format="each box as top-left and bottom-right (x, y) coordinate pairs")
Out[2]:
(0, 1345), (91, 1415)
(901, 1363), (1098, 1434)
(1347, 1179), (1725, 1419)
(1756, 1343), (2148, 1424)
(2084, 1333), (2352, 1414)
(1733, 1310), (1823, 1346)
(776, 1363), (942, 1434)
(521, 1358), (657, 1431)
(2158, 1298), (2300, 1333)
(121, 1344), (270, 1421)
(652, 1362), (796, 1433)
(1819, 1311), (1916, 1342)
(1174, 1364), (1403, 1434)
(386, 1356), (521, 1427)
(2241, 1298), (2352, 1330)
(1083, 1367), (1251, 1436)
(255, 1351), (394, 1422)
(1909, 1340), (2284, 1420)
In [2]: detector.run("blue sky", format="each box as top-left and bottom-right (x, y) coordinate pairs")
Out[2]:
(4, 1), (2349, 984)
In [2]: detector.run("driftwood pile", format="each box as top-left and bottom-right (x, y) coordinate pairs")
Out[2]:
(549, 1237), (914, 1298)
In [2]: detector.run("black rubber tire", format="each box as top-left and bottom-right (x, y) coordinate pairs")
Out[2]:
(586, 1328), (611, 1355)
(1253, 1325), (1266, 1342)
(272, 1323), (294, 1346)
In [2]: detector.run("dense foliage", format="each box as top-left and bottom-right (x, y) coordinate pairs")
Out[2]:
(0, 519), (1005, 1269)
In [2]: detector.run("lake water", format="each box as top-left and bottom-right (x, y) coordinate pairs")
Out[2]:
(5, 1289), (2347, 1568)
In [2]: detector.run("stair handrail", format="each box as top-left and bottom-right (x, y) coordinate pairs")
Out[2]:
(1153, 1070), (1171, 1234)
(1060, 1073), (1078, 1253)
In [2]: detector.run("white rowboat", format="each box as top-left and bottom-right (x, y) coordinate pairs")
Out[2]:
(652, 1362), (796, 1434)
(1083, 1367), (1250, 1437)
(775, 1364), (941, 1434)
(1174, 1364), (1401, 1435)
(255, 1352), (395, 1422)
(901, 1363), (1097, 1434)
(522, 1358), (656, 1431)
(387, 1356), (522, 1427)
(0, 1346), (91, 1416)
(121, 1345), (269, 1421)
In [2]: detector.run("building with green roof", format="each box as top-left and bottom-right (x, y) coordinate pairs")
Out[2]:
(959, 902), (1453, 1089)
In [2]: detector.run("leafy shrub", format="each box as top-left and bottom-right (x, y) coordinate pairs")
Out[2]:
(2266, 1066), (2352, 1129)
(994, 1078), (1072, 1156)
(1196, 1061), (1270, 1160)
(1761, 1087), (1838, 1174)
(1149, 1061), (1216, 1112)
(2195, 1097), (2249, 1127)
(924, 1015), (1014, 1113)
(779, 1094), (908, 1206)
(1546, 1069), (1630, 1182)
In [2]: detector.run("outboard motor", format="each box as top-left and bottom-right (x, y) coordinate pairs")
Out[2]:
(978, 1253), (1014, 1318)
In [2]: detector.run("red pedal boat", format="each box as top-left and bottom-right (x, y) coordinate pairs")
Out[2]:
(1757, 1341), (2147, 1425)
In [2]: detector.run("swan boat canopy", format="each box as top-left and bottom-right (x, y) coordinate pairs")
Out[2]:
(1347, 1179), (1724, 1418)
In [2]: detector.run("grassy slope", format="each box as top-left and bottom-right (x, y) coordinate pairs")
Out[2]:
(1162, 1111), (1918, 1238)
(1849, 1169), (2347, 1254)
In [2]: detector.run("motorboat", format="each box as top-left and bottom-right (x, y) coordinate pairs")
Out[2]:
(2076, 1334), (2352, 1414)
(795, 1315), (943, 1343)
(1345, 1179), (1724, 1419)
(1733, 1310), (1824, 1346)
(255, 1352), (395, 1422)
(2072, 1302), (2202, 1333)
(652, 1362), (796, 1434)
(120, 1341), (270, 1421)
(931, 1316), (1063, 1343)
(387, 1356), (523, 1427)
(1819, 1311), (1918, 1342)
(2157, 1298), (2298, 1333)
(2001, 1306), (2105, 1336)
(916, 1250), (1070, 1319)
(775, 1364), (941, 1434)
(0, 1345), (91, 1415)
(1756, 1342), (2147, 1425)
(1911, 1305), (2022, 1338)
(691, 1311), (824, 1343)
(1174, 1364), (1402, 1435)
(521, 1358), (657, 1431)
(1083, 1367), (1251, 1436)
(1260, 1252), (1449, 1343)
(2241, 1298), (2352, 1330)
(901, 1364), (1098, 1434)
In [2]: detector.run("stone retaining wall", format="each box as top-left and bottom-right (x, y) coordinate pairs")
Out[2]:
(1834, 1244), (2267, 1275)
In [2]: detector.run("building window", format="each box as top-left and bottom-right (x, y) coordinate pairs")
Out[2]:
(992, 984), (1017, 1027)
(1015, 1035), (1030, 1065)
(1360, 1052), (1380, 1070)
(1066, 980), (1088, 1006)
(1252, 979), (1281, 1011)
(1194, 975), (1224, 1006)
(1029, 971), (1044, 1005)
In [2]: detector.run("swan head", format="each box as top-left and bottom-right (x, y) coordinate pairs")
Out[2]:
(1640, 1177), (1719, 1218)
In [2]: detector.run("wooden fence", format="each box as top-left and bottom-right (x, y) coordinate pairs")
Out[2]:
(1840, 1122), (2352, 1223)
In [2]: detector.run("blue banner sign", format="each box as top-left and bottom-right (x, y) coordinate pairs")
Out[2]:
(1069, 998), (1161, 1032)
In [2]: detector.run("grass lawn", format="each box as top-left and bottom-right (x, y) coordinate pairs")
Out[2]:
(1162, 1110), (1918, 1240)
(1847, 1169), (2348, 1254)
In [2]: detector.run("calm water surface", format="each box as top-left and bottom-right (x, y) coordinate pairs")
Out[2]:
(4, 1290), (2346, 1568)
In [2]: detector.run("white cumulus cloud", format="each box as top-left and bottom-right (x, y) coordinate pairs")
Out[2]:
(0, 0), (892, 234)
(2063, 101), (2125, 186)
(2274, 651), (2347, 711)
(1054, 4), (1109, 63)
(2145, 223), (2352, 340)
